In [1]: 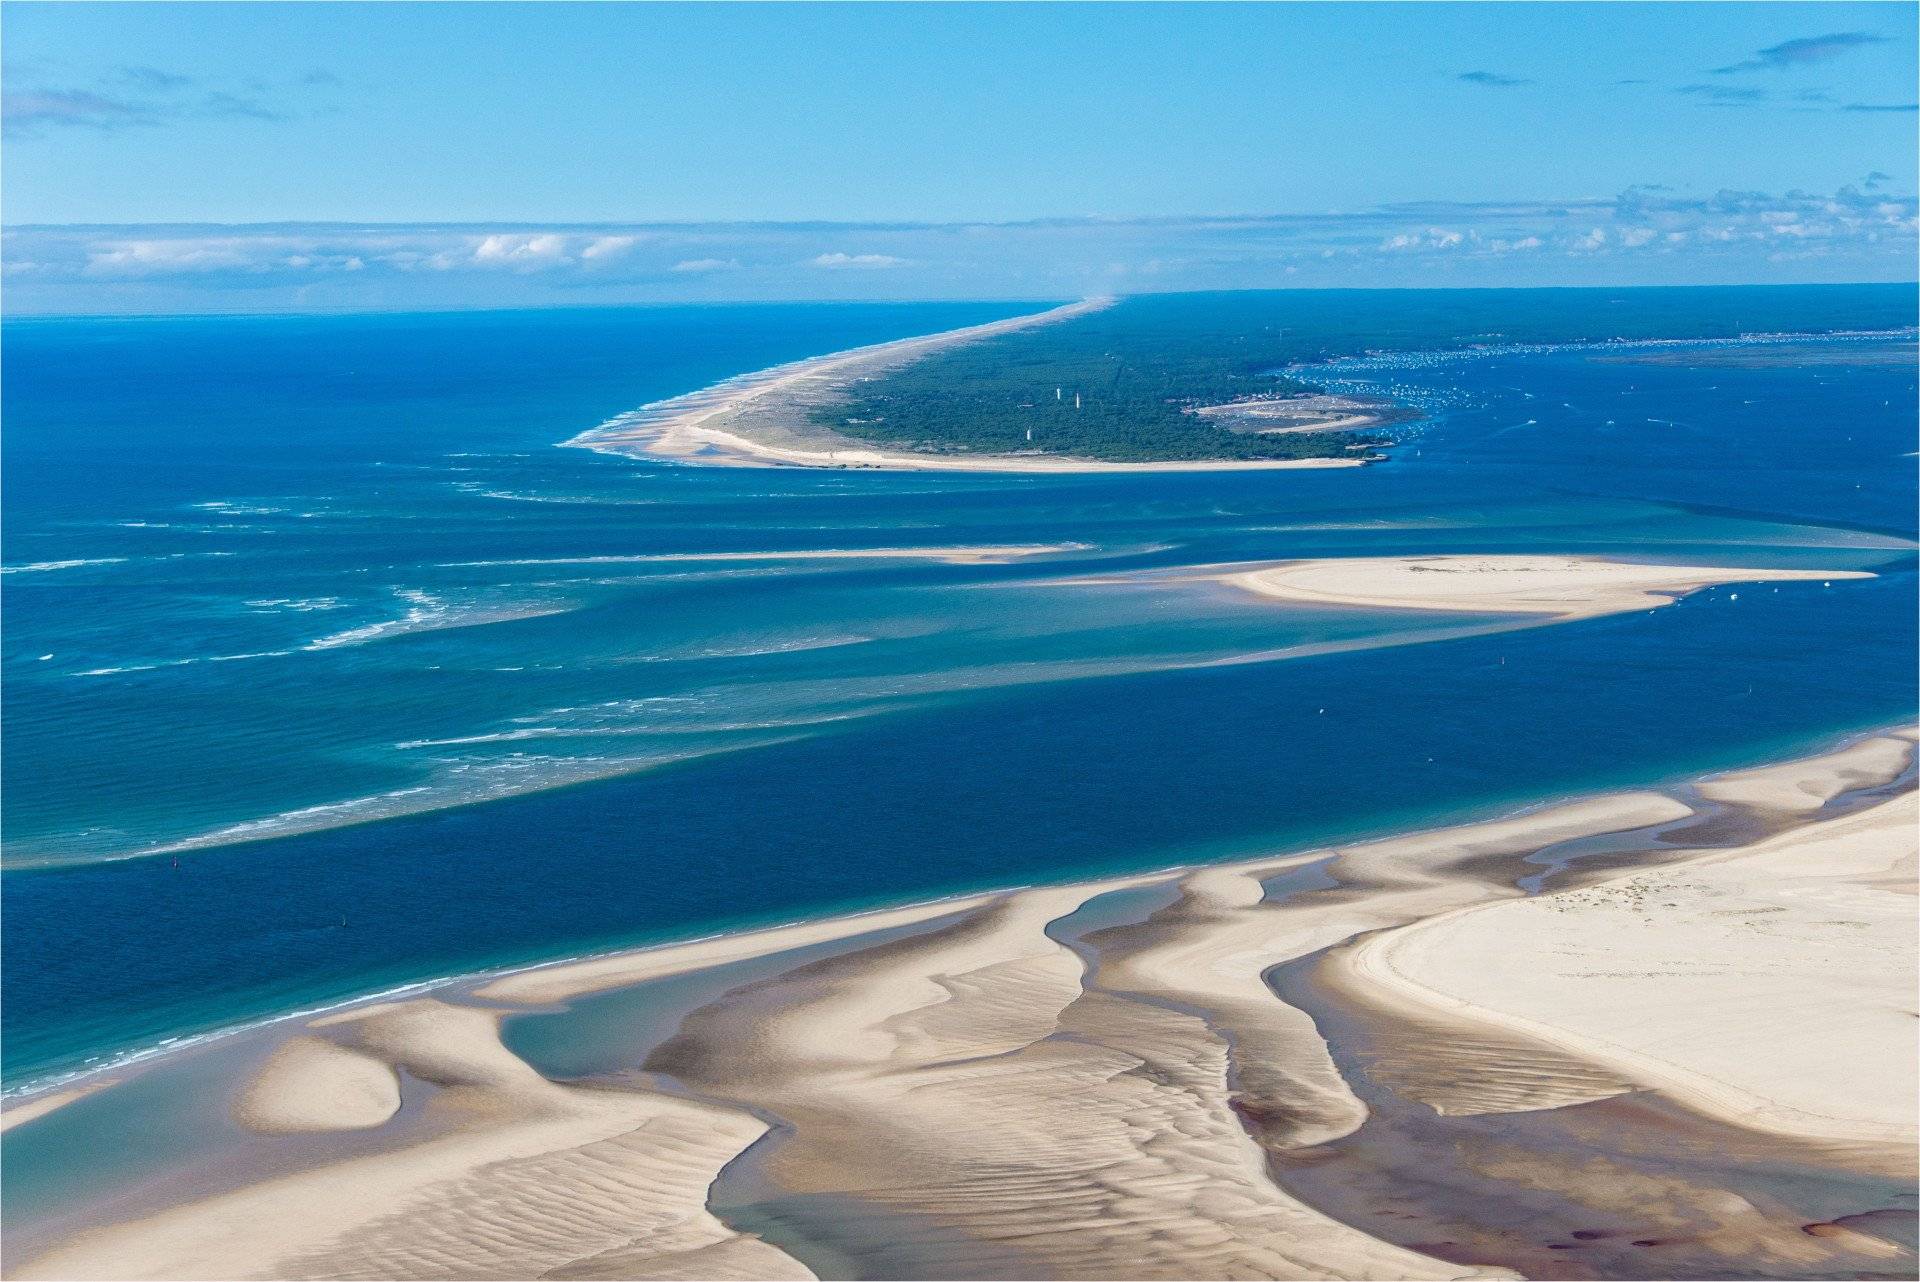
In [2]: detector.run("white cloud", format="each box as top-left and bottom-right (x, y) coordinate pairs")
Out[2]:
(11, 183), (1914, 310)
(84, 238), (259, 276)
(809, 252), (907, 269)
(581, 235), (641, 261)
(1379, 227), (1469, 252)
(468, 233), (570, 269)
(78, 235), (365, 278)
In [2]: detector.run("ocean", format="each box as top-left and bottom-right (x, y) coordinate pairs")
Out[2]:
(4, 293), (1915, 1093)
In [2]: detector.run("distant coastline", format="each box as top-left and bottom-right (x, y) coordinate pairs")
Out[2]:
(569, 297), (1919, 477)
(566, 299), (1372, 473)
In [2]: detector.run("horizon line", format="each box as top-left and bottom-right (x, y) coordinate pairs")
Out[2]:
(7, 279), (1917, 325)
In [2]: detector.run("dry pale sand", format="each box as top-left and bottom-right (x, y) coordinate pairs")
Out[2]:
(232, 1037), (401, 1134)
(12, 731), (1915, 1281)
(19, 1001), (813, 1282)
(1695, 730), (1914, 812)
(569, 298), (1366, 474)
(1219, 554), (1873, 621)
(1350, 791), (1919, 1147)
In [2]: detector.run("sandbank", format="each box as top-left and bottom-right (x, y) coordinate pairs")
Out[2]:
(1218, 553), (1874, 621)
(1695, 730), (1914, 812)
(445, 543), (1089, 569)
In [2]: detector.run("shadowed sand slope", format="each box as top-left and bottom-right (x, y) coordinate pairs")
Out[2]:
(8, 733), (1915, 1281)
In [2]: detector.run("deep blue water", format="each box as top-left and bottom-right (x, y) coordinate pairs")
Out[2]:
(3, 295), (1915, 1091)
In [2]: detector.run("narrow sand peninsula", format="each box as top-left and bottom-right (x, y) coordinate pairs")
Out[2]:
(1695, 729), (1914, 812)
(0, 1083), (108, 1134)
(12, 732), (1915, 1281)
(1219, 553), (1873, 621)
(568, 298), (1364, 474)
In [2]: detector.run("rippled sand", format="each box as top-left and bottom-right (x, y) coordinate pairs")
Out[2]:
(10, 733), (1915, 1281)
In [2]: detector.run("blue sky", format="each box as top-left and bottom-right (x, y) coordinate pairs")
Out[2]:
(4, 2), (1915, 312)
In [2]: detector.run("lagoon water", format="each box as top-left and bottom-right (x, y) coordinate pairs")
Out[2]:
(3, 295), (1915, 1093)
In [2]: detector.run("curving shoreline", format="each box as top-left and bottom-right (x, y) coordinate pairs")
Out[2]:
(566, 297), (1368, 473)
(7, 729), (1913, 1280)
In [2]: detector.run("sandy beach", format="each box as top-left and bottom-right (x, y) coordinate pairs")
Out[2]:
(9, 729), (1913, 1281)
(567, 299), (1368, 474)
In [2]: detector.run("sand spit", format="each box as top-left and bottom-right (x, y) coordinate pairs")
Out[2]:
(11, 731), (1915, 1280)
(0, 1083), (108, 1134)
(1696, 730), (1915, 812)
(568, 298), (1364, 474)
(1218, 553), (1874, 621)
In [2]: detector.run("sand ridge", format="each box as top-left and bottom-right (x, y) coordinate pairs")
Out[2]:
(17, 1000), (812, 1281)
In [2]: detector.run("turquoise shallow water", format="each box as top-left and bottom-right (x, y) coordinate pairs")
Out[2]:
(2, 291), (1915, 1095)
